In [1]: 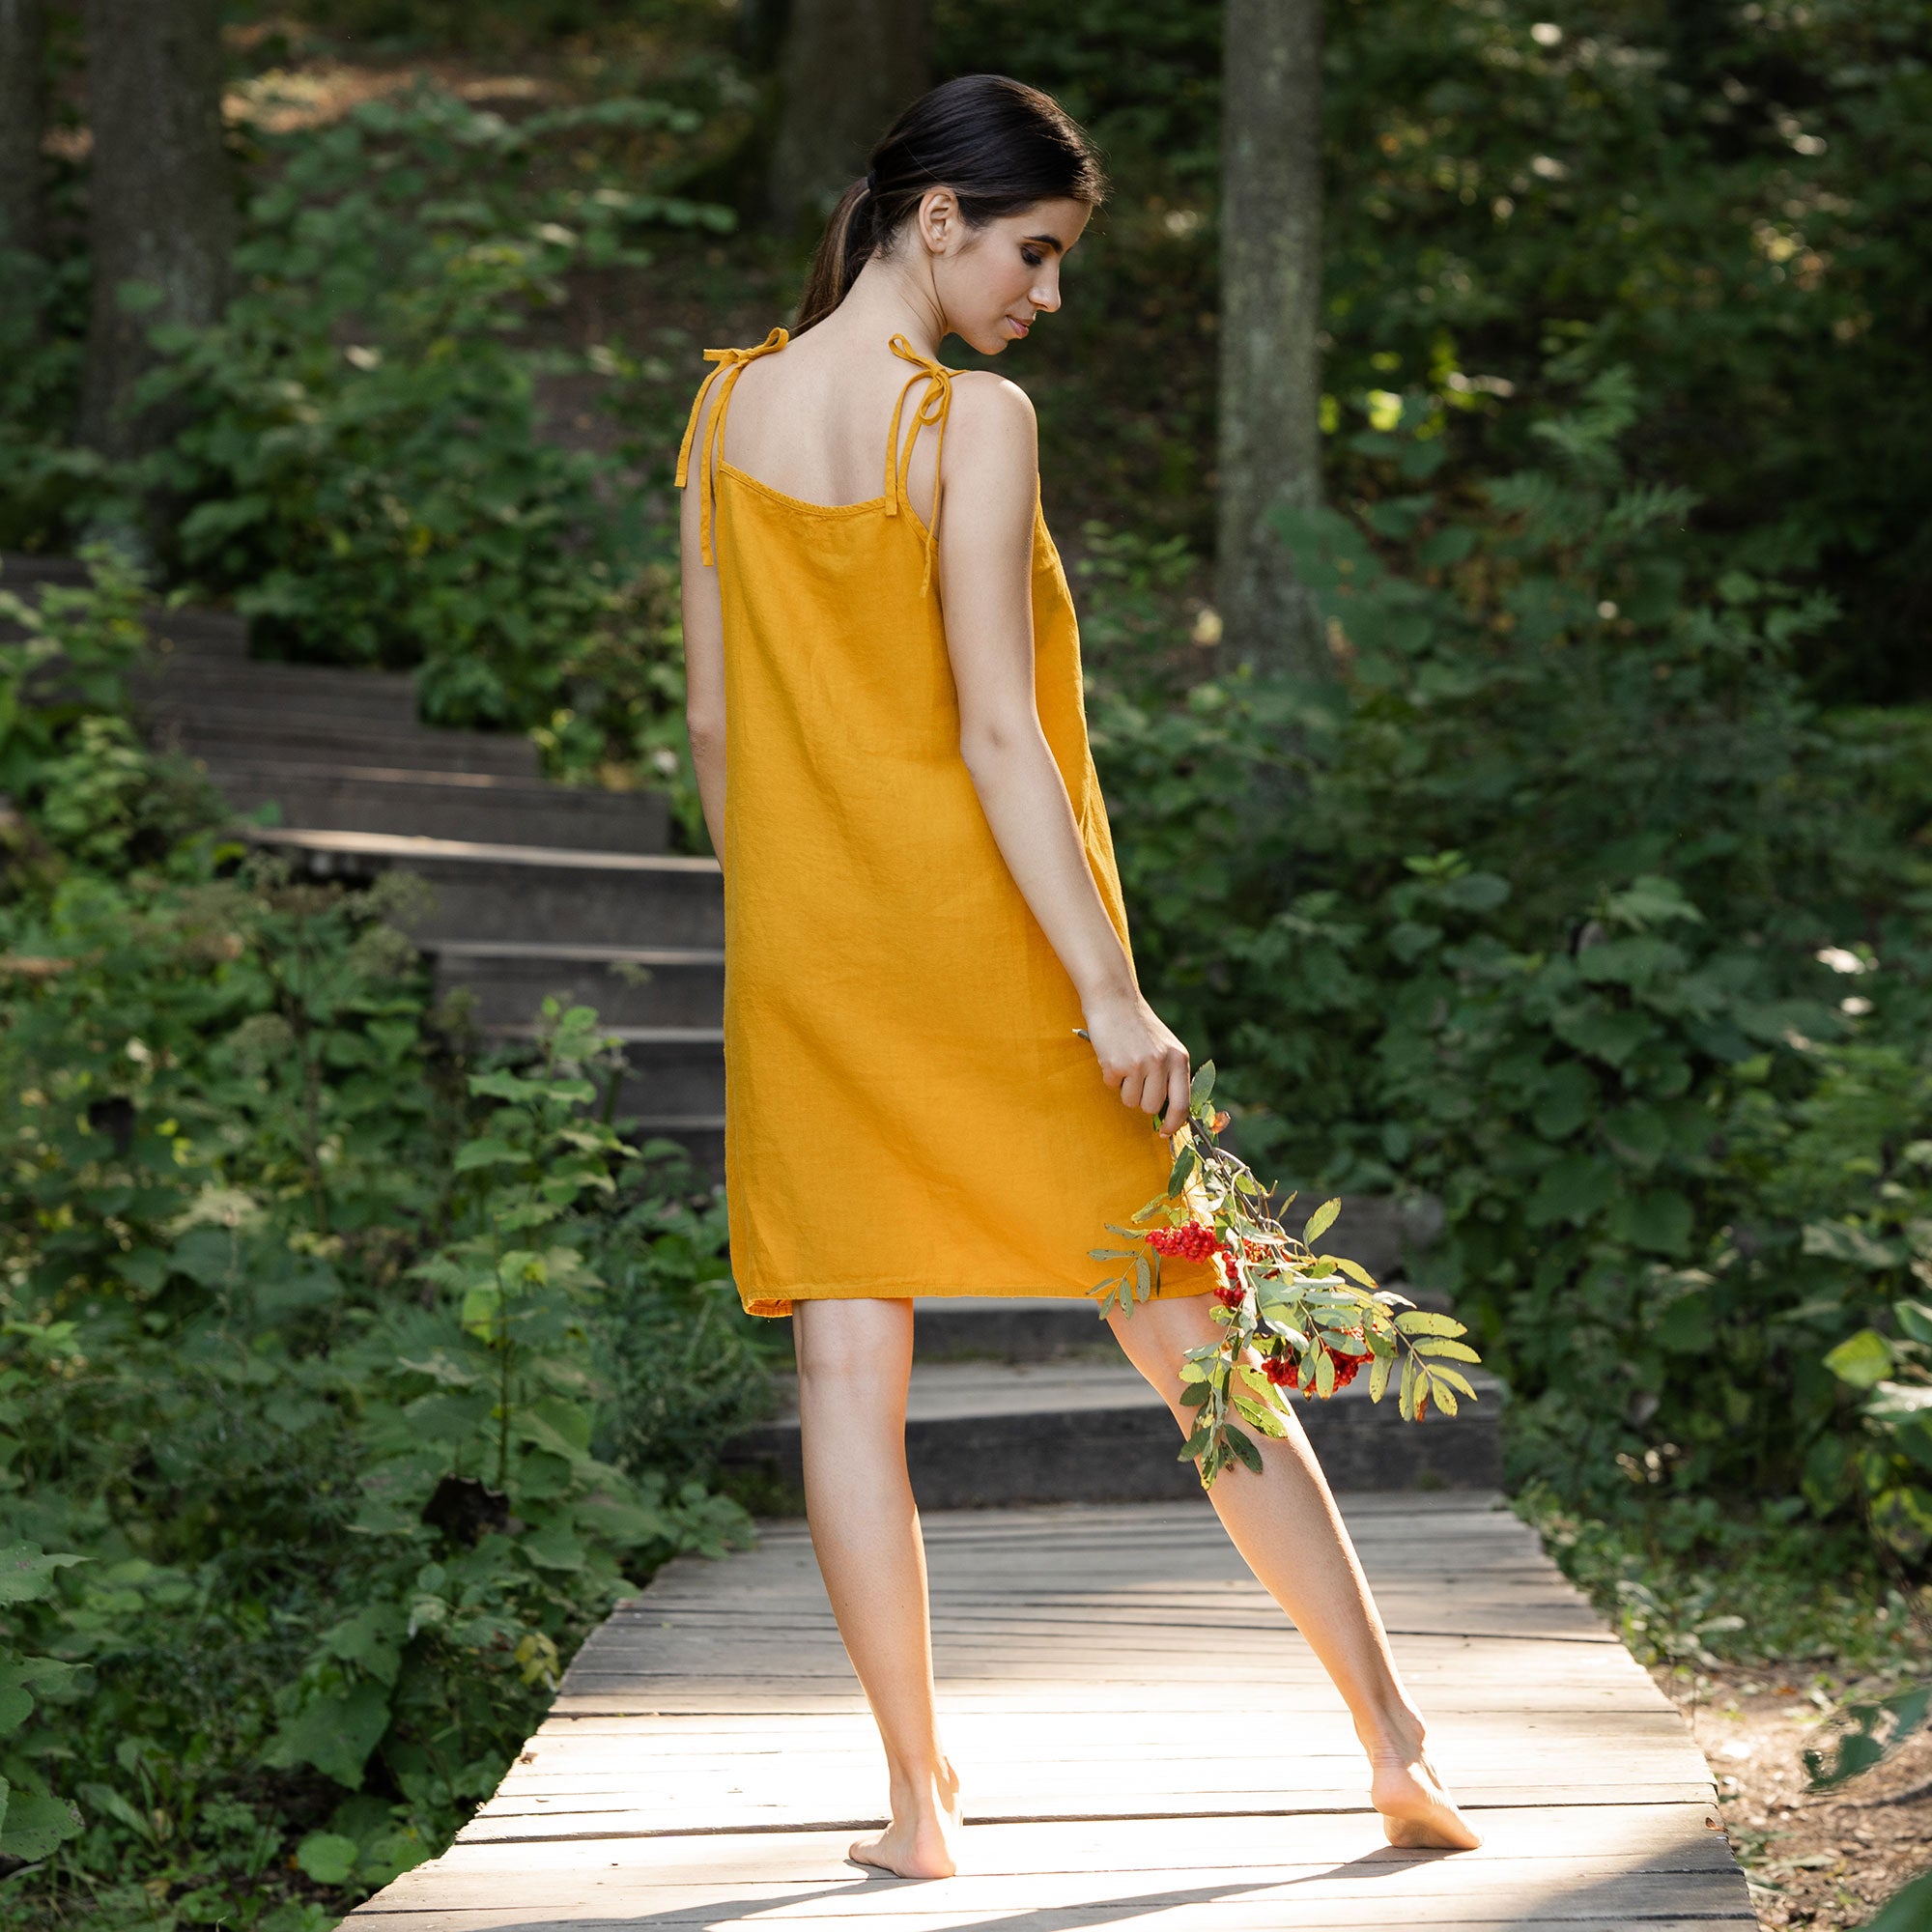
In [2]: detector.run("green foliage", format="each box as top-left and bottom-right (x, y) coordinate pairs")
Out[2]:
(1518, 1481), (1922, 1676)
(0, 1546), (87, 1868)
(134, 87), (724, 737)
(936, 0), (1932, 696)
(1, 84), (732, 841)
(1085, 367), (1932, 1527)
(0, 548), (223, 877)
(0, 561), (762, 1921)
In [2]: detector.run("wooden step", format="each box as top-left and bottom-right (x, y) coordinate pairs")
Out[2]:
(222, 763), (670, 854)
(433, 940), (723, 1028)
(910, 1285), (1456, 1364)
(134, 656), (423, 727)
(160, 712), (544, 779)
(724, 1357), (1507, 1507)
(249, 829), (724, 948)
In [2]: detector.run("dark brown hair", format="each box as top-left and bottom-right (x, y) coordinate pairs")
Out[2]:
(796, 74), (1108, 330)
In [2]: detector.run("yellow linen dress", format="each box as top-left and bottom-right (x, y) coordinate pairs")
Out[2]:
(677, 327), (1216, 1319)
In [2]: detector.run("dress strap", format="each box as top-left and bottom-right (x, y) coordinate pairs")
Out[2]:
(675, 327), (790, 567)
(884, 332), (954, 596)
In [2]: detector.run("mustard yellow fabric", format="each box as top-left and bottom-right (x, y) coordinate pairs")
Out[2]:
(677, 329), (1216, 1320)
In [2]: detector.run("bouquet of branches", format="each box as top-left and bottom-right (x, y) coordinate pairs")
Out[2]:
(1090, 1063), (1483, 1488)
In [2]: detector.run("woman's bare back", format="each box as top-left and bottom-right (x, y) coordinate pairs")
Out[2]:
(713, 321), (949, 529)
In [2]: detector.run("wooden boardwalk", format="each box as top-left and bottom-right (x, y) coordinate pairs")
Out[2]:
(351, 1494), (1753, 1929)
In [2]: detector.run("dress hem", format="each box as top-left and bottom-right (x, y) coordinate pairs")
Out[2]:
(736, 1277), (1218, 1321)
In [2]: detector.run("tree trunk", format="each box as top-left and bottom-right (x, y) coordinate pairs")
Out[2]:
(0, 0), (46, 256)
(1216, 0), (1327, 678)
(767, 0), (927, 232)
(75, 0), (233, 462)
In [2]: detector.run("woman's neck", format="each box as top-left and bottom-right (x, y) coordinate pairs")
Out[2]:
(825, 257), (946, 361)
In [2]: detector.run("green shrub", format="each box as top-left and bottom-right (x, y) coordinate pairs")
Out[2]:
(139, 88), (724, 734)
(0, 557), (763, 1923)
(1086, 369), (1932, 1525)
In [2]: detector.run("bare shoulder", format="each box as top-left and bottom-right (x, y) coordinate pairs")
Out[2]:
(947, 368), (1036, 438)
(941, 370), (1037, 485)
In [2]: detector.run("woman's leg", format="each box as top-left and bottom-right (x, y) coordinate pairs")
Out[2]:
(1107, 1293), (1483, 1851)
(792, 1297), (961, 1876)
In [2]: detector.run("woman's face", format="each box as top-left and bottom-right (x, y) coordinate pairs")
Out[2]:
(920, 194), (1094, 357)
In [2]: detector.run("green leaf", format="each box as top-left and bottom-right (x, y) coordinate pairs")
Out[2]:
(1607, 1187), (1693, 1257)
(1335, 1256), (1378, 1288)
(1866, 1382), (1932, 1423)
(262, 1681), (390, 1789)
(1896, 1301), (1932, 1348)
(1226, 1425), (1264, 1474)
(1604, 876), (1706, 930)
(1825, 1328), (1895, 1391)
(1435, 870), (1510, 913)
(320, 1606), (405, 1688)
(1303, 1198), (1341, 1244)
(1232, 1396), (1288, 1438)
(1553, 1008), (1653, 1068)
(1805, 1686), (1931, 1792)
(1189, 1062), (1216, 1111)
(0, 1546), (85, 1605)
(453, 1136), (525, 1172)
(1369, 1350), (1393, 1403)
(1531, 1063), (1597, 1140)
(0, 1657), (71, 1742)
(0, 1791), (82, 1862)
(1525, 1153), (1620, 1228)
(1413, 1338), (1481, 1362)
(296, 1832), (361, 1885)
(1804, 1220), (1905, 1271)
(1394, 1311), (1466, 1338)
(1179, 1381), (1212, 1408)
(1863, 1866), (1932, 1932)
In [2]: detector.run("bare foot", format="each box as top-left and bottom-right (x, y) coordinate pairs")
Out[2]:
(1369, 1738), (1484, 1851)
(848, 1760), (962, 1878)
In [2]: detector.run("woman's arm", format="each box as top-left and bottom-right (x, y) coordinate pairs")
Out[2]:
(936, 375), (1191, 1135)
(679, 391), (728, 865)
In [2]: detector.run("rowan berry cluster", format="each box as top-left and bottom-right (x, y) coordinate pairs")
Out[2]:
(1264, 1325), (1373, 1397)
(1146, 1222), (1225, 1262)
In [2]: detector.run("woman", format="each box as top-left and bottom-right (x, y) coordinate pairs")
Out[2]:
(677, 72), (1480, 1880)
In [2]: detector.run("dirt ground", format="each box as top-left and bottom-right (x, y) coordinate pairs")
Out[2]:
(1657, 1662), (1932, 1927)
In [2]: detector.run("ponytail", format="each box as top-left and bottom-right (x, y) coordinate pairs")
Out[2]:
(798, 178), (877, 331)
(794, 74), (1107, 332)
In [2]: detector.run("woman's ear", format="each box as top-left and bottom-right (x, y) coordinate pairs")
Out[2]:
(917, 186), (959, 253)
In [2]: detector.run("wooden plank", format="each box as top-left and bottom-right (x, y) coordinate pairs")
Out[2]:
(372, 1804), (1736, 1885)
(363, 1866), (1748, 1916)
(349, 1494), (1751, 1928)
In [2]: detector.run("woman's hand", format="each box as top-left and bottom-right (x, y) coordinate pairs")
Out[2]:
(1081, 987), (1192, 1137)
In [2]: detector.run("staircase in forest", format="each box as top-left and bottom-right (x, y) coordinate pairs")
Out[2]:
(12, 555), (1505, 1495)
(7, 554), (726, 1173)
